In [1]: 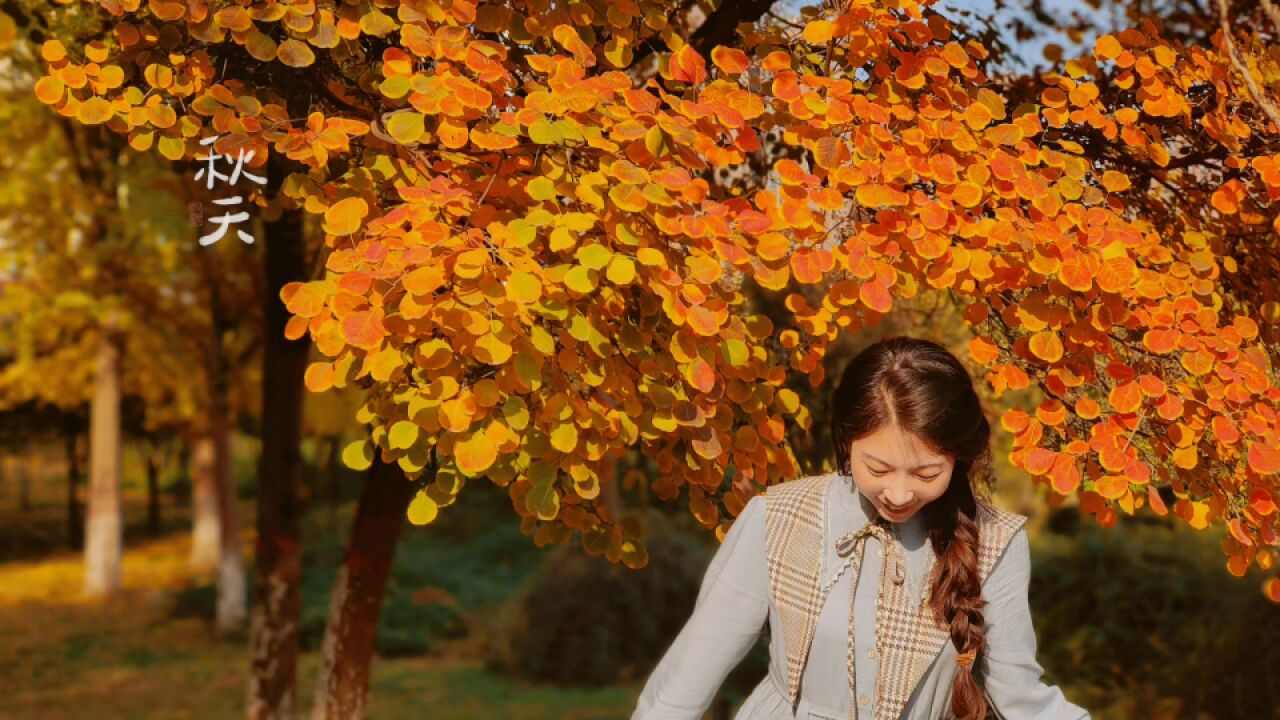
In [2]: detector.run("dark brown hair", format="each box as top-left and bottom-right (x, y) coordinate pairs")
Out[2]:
(829, 335), (996, 720)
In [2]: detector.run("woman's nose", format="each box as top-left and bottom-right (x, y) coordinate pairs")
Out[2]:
(883, 485), (914, 506)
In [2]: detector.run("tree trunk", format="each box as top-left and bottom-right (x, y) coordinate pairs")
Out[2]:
(18, 457), (30, 511)
(316, 435), (341, 532)
(146, 441), (162, 537)
(309, 456), (417, 720)
(247, 195), (310, 720)
(84, 329), (123, 597)
(190, 435), (220, 569)
(66, 430), (83, 550)
(213, 413), (247, 634)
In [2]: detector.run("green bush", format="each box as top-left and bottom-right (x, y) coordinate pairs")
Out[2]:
(492, 509), (719, 688)
(1030, 510), (1280, 720)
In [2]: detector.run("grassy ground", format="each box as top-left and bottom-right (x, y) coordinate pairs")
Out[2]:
(0, 514), (639, 720)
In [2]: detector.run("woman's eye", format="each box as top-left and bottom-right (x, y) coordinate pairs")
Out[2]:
(920, 474), (941, 481)
(868, 468), (889, 476)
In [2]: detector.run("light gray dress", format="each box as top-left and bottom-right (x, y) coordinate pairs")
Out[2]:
(632, 474), (1091, 720)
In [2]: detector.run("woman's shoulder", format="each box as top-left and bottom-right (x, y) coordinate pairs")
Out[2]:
(974, 498), (1030, 534)
(760, 471), (838, 502)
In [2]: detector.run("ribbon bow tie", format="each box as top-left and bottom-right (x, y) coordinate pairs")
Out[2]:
(835, 520), (907, 585)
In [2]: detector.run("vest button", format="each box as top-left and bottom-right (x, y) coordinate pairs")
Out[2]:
(859, 694), (870, 706)
(867, 648), (877, 659)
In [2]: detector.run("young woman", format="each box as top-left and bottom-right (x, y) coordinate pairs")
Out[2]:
(632, 336), (1091, 720)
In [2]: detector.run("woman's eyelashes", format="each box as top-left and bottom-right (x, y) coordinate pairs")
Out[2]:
(867, 467), (941, 480)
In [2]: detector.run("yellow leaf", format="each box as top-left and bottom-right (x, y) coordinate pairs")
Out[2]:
(342, 438), (374, 471)
(529, 118), (561, 144)
(407, 491), (439, 525)
(389, 420), (419, 450)
(506, 271), (543, 303)
(473, 333), (513, 365)
(563, 266), (599, 294)
(605, 255), (636, 284)
(550, 422), (579, 453)
(77, 97), (114, 125)
(527, 177), (557, 201)
(386, 111), (425, 144)
(323, 197), (369, 236)
(645, 125), (666, 156)
(575, 243), (613, 270)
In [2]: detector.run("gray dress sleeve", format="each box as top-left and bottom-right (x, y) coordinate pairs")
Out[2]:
(631, 494), (770, 720)
(983, 528), (1092, 720)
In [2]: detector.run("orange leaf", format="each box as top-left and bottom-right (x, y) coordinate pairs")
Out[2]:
(711, 46), (749, 74)
(1108, 381), (1143, 414)
(1095, 34), (1123, 61)
(686, 304), (724, 336)
(1024, 448), (1057, 475)
(802, 20), (835, 43)
(1248, 440), (1280, 474)
(1075, 396), (1101, 419)
(34, 76), (64, 104)
(670, 44), (706, 85)
(969, 336), (999, 365)
(277, 39), (316, 68)
(1028, 330), (1064, 363)
(1101, 170), (1131, 192)
(1264, 578), (1280, 603)
(791, 248), (832, 284)
(304, 362), (335, 392)
(1147, 486), (1168, 516)
(859, 281), (893, 313)
(455, 429), (498, 476)
(1049, 454), (1080, 494)
(1228, 518), (1255, 546)
(1095, 475), (1129, 500)
(342, 310), (386, 349)
(682, 357), (716, 394)
(1142, 328), (1179, 354)
(282, 281), (329, 318)
(1251, 489), (1277, 516)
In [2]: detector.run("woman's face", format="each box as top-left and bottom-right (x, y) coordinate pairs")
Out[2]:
(847, 423), (955, 523)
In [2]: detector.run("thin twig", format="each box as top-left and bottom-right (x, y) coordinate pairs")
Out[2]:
(1215, 0), (1280, 131)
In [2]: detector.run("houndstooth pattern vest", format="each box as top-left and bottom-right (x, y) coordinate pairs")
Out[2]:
(763, 472), (1027, 720)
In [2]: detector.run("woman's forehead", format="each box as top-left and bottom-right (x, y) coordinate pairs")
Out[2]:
(853, 424), (949, 465)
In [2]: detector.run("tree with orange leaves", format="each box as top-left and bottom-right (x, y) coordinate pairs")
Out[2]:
(4, 0), (1280, 716)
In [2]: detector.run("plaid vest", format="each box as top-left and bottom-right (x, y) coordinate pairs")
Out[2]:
(763, 472), (1028, 720)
